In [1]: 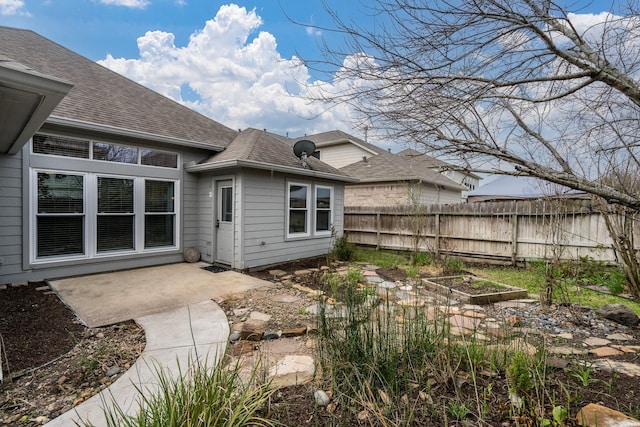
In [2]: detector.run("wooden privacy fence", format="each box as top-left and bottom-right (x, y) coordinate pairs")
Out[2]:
(344, 200), (639, 265)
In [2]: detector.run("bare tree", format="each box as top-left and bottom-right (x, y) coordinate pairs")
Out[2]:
(306, 0), (640, 209)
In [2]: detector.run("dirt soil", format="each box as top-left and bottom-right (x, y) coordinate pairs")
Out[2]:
(2, 261), (640, 426)
(0, 282), (144, 426)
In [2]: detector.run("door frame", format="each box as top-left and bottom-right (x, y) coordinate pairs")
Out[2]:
(213, 177), (235, 265)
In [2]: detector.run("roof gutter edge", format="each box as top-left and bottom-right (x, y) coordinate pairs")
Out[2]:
(186, 159), (359, 183)
(44, 116), (226, 151)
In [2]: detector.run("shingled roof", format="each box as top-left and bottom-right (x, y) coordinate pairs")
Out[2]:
(0, 26), (238, 149)
(302, 130), (388, 155)
(398, 148), (482, 179)
(189, 128), (356, 181)
(340, 150), (466, 190)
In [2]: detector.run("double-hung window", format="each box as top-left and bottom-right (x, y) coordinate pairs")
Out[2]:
(144, 180), (176, 248)
(97, 177), (134, 252)
(288, 183), (310, 236)
(287, 182), (334, 238)
(315, 186), (333, 234)
(36, 172), (85, 258)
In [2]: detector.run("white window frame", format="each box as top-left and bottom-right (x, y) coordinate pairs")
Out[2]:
(30, 169), (180, 264)
(286, 181), (311, 238)
(32, 170), (88, 261)
(314, 185), (334, 236)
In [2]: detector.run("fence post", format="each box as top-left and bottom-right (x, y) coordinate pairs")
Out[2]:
(376, 212), (381, 250)
(511, 212), (519, 266)
(435, 213), (440, 258)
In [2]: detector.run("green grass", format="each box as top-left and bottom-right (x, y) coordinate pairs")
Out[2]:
(470, 266), (640, 315)
(354, 247), (640, 315)
(354, 247), (413, 268)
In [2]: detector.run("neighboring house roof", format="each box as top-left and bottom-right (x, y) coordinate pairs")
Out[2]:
(339, 151), (466, 190)
(467, 175), (587, 202)
(302, 130), (389, 156)
(187, 128), (358, 182)
(398, 148), (482, 180)
(0, 26), (238, 150)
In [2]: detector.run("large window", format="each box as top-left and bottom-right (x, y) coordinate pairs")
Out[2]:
(36, 173), (85, 257)
(287, 182), (334, 238)
(33, 170), (178, 261)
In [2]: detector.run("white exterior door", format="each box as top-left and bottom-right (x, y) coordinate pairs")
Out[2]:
(215, 180), (233, 264)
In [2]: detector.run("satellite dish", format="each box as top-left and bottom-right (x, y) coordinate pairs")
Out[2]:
(293, 139), (316, 158)
(293, 139), (316, 169)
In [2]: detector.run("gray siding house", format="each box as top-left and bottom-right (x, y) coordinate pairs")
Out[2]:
(0, 27), (354, 284)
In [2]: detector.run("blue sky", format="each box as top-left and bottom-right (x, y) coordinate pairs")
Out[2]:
(0, 0), (622, 154)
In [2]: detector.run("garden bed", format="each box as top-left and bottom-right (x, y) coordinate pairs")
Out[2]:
(423, 274), (528, 304)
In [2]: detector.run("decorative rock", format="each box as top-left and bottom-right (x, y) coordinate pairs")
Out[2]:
(548, 346), (586, 356)
(606, 333), (633, 341)
(282, 326), (307, 337)
(506, 315), (521, 327)
(546, 356), (568, 369)
(377, 281), (396, 289)
(268, 355), (315, 388)
(232, 340), (256, 356)
(249, 311), (272, 322)
(583, 337), (611, 347)
(576, 403), (640, 426)
(183, 247), (200, 263)
(271, 294), (300, 303)
(240, 320), (266, 341)
(269, 269), (288, 278)
(596, 304), (640, 326)
(262, 330), (281, 340)
(105, 366), (121, 377)
(592, 359), (640, 377)
(314, 389), (331, 406)
(463, 310), (487, 319)
(294, 269), (312, 276)
(229, 331), (241, 342)
(588, 346), (623, 357)
(555, 333), (573, 340)
(35, 285), (50, 291)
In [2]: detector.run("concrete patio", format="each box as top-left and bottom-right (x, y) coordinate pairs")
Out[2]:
(49, 262), (273, 328)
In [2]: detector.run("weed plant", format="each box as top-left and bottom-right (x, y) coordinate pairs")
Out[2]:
(101, 355), (275, 427)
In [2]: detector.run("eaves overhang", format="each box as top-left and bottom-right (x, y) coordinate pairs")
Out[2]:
(0, 57), (74, 155)
(186, 159), (360, 183)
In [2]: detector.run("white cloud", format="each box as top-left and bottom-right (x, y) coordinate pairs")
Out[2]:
(0, 0), (26, 15)
(98, 3), (358, 138)
(99, 0), (149, 9)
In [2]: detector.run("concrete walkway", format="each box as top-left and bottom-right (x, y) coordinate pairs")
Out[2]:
(45, 300), (230, 427)
(44, 262), (274, 427)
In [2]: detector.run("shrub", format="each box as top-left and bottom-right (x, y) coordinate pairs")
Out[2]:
(332, 235), (356, 261)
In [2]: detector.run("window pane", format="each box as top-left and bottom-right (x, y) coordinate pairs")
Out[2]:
(316, 187), (331, 208)
(37, 216), (84, 257)
(289, 185), (307, 208)
(33, 134), (89, 158)
(316, 211), (330, 232)
(145, 215), (175, 248)
(221, 187), (233, 222)
(289, 211), (307, 233)
(98, 177), (133, 213)
(37, 173), (83, 213)
(145, 181), (175, 212)
(97, 216), (134, 252)
(93, 142), (138, 164)
(141, 149), (178, 168)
